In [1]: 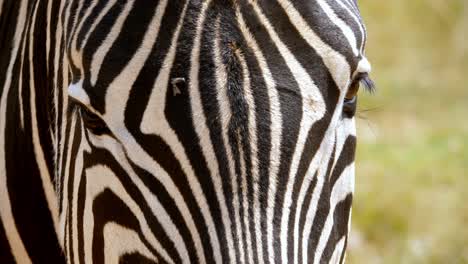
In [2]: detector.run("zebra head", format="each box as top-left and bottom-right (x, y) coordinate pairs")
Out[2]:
(60, 0), (373, 263)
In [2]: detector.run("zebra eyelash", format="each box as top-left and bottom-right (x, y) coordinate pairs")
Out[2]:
(357, 73), (376, 94)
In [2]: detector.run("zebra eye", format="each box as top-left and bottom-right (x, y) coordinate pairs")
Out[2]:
(343, 92), (358, 118)
(77, 105), (110, 135)
(345, 79), (360, 100)
(343, 73), (375, 118)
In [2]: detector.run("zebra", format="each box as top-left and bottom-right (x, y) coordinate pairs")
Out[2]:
(0, 0), (375, 263)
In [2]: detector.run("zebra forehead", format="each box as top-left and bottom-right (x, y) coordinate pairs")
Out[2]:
(66, 0), (367, 113)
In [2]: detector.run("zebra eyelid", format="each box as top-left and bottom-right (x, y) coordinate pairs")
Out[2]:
(67, 94), (102, 117)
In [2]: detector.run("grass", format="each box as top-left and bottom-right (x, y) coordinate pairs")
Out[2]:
(348, 1), (468, 263)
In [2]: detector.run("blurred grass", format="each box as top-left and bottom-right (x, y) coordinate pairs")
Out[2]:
(349, 0), (468, 263)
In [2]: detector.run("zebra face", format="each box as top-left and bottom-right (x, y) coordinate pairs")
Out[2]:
(60, 0), (373, 263)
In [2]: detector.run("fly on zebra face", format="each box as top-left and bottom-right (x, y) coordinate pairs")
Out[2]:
(1, 0), (374, 263)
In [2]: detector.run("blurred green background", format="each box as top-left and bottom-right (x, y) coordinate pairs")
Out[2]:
(349, 0), (468, 263)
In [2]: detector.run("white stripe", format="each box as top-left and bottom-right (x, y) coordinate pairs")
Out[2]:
(236, 10), (283, 264)
(213, 18), (239, 264)
(103, 223), (157, 263)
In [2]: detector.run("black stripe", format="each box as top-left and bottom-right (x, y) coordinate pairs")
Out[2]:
(0, 220), (15, 263)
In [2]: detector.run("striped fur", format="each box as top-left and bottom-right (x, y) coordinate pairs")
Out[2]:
(0, 0), (373, 263)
